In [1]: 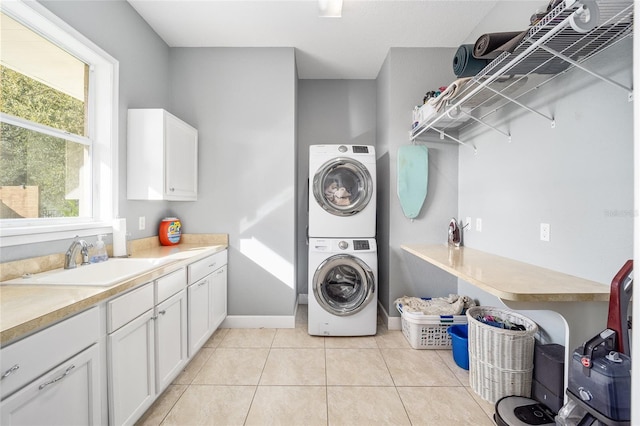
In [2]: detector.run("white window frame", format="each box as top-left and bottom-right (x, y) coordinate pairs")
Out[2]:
(0, 0), (119, 247)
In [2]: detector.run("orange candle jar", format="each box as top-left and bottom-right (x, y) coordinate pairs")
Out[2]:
(159, 217), (182, 246)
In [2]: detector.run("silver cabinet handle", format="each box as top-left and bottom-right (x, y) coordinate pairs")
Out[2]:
(39, 365), (75, 390)
(208, 263), (216, 268)
(169, 187), (175, 192)
(198, 279), (208, 287)
(1, 364), (19, 379)
(152, 309), (167, 320)
(217, 269), (224, 275)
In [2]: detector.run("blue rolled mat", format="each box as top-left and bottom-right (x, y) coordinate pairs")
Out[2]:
(453, 44), (489, 77)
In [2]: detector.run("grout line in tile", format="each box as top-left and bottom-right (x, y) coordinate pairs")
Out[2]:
(150, 384), (188, 426)
(242, 385), (259, 426)
(435, 349), (466, 387)
(392, 384), (413, 425)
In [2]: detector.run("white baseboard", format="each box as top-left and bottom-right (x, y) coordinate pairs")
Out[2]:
(223, 297), (399, 330)
(221, 315), (295, 329)
(378, 300), (402, 330)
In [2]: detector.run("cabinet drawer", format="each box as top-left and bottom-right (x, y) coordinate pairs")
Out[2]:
(1, 343), (102, 425)
(0, 307), (100, 400)
(107, 283), (154, 333)
(188, 250), (227, 284)
(156, 268), (186, 304)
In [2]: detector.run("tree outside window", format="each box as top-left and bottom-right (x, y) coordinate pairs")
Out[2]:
(1, 12), (90, 220)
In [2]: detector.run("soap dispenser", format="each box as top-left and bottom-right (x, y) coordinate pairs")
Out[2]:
(90, 235), (109, 263)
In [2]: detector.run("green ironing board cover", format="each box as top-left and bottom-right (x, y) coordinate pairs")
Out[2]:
(397, 145), (428, 219)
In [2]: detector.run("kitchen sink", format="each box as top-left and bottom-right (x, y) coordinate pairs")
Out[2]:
(4, 258), (173, 287)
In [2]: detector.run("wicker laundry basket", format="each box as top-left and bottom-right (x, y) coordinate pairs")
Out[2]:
(466, 306), (538, 403)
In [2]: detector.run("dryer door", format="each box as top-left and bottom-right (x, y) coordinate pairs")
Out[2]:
(312, 254), (375, 316)
(312, 158), (373, 216)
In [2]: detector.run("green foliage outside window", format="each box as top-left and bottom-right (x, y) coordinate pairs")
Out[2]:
(0, 66), (86, 218)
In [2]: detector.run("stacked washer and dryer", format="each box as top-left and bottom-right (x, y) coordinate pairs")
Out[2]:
(308, 145), (378, 336)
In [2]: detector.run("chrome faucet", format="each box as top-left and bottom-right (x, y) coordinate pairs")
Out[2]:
(64, 236), (91, 269)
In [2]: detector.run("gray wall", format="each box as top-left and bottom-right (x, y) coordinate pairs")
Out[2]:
(376, 48), (460, 317)
(31, 3), (299, 318)
(458, 38), (634, 286)
(296, 80), (377, 296)
(169, 48), (298, 316)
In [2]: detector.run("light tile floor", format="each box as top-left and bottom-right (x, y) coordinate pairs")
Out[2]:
(136, 305), (495, 425)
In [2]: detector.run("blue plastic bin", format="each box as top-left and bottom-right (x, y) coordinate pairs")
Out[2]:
(447, 324), (469, 370)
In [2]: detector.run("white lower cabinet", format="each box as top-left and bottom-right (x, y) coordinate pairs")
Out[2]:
(1, 250), (226, 426)
(107, 269), (188, 426)
(0, 343), (102, 426)
(108, 307), (155, 426)
(210, 265), (227, 330)
(0, 307), (102, 426)
(155, 289), (187, 392)
(187, 274), (212, 356)
(187, 250), (228, 357)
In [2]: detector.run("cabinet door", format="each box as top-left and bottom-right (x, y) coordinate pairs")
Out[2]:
(108, 310), (155, 426)
(155, 289), (187, 392)
(0, 344), (102, 426)
(187, 276), (212, 357)
(164, 112), (197, 201)
(210, 265), (227, 331)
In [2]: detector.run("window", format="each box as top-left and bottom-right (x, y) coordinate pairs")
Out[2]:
(0, 1), (118, 247)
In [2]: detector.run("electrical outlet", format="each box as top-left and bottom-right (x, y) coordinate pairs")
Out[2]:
(139, 216), (146, 230)
(540, 223), (550, 241)
(476, 218), (482, 232)
(465, 217), (472, 230)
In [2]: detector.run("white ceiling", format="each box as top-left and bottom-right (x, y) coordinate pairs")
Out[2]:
(127, 0), (547, 80)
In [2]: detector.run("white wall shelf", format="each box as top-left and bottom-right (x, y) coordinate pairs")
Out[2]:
(410, 0), (633, 151)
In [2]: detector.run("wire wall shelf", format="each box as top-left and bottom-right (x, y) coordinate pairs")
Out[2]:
(410, 0), (634, 151)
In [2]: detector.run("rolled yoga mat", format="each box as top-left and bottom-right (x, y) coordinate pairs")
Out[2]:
(473, 30), (528, 59)
(453, 44), (490, 77)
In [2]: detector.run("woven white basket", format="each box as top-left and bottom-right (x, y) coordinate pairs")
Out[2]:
(466, 306), (538, 403)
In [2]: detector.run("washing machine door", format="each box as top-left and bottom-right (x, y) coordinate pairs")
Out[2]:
(312, 157), (373, 216)
(313, 254), (375, 316)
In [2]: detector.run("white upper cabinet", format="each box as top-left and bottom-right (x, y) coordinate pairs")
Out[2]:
(127, 109), (198, 201)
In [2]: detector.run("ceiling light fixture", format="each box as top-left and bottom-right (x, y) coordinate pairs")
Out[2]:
(318, 0), (343, 18)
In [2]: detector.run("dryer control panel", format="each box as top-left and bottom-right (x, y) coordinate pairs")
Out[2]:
(353, 240), (370, 250)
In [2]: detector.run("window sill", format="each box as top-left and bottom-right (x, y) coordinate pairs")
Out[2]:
(0, 221), (113, 247)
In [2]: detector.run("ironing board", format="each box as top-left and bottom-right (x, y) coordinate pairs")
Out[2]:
(397, 145), (428, 219)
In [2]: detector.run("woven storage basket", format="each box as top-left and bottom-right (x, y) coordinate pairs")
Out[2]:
(398, 304), (467, 349)
(466, 306), (538, 403)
